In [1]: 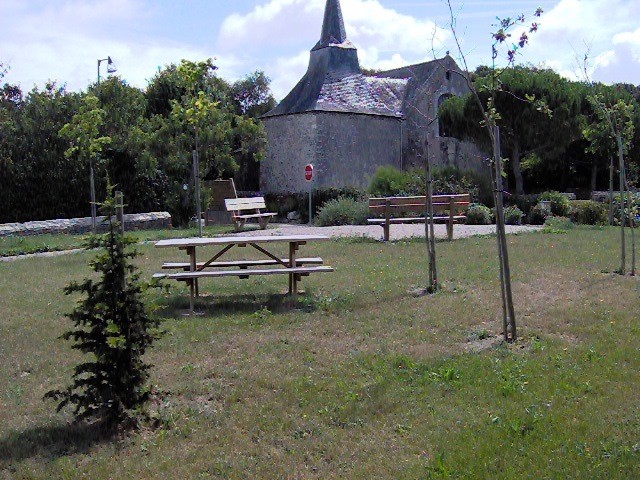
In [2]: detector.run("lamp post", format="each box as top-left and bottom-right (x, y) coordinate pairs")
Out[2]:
(97, 56), (116, 85)
(87, 56), (117, 232)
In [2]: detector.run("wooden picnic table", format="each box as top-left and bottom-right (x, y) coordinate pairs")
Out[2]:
(154, 234), (334, 312)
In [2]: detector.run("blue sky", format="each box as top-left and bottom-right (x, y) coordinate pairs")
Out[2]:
(1, 0), (639, 100)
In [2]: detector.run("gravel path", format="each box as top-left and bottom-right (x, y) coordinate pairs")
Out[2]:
(1, 223), (541, 262)
(226, 223), (542, 241)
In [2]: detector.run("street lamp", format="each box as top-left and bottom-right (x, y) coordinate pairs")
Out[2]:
(97, 56), (116, 85)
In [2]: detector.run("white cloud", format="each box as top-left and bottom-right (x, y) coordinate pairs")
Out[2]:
(218, 0), (324, 52)
(217, 0), (450, 99)
(0, 0), (215, 91)
(524, 0), (640, 84)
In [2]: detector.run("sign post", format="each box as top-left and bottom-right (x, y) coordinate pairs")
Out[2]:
(305, 164), (314, 225)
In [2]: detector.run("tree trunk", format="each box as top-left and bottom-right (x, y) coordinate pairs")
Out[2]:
(89, 157), (97, 234)
(494, 126), (517, 341)
(590, 161), (597, 193)
(609, 156), (615, 226)
(194, 130), (202, 237)
(624, 177), (636, 276)
(616, 135), (626, 275)
(512, 141), (524, 195)
(490, 154), (509, 341)
(424, 138), (438, 291)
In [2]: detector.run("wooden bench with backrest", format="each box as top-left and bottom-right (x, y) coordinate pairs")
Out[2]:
(368, 194), (470, 241)
(225, 197), (276, 231)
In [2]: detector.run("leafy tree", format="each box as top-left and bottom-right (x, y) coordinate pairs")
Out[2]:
(145, 60), (267, 224)
(0, 83), (83, 223)
(59, 95), (111, 232)
(0, 83), (22, 167)
(45, 189), (162, 425)
(0, 60), (269, 225)
(440, 66), (583, 195)
(232, 70), (276, 118)
(443, 1), (544, 341)
(585, 89), (635, 274)
(93, 77), (161, 213)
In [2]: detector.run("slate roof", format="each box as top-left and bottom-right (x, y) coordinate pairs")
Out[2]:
(317, 74), (407, 117)
(262, 0), (408, 119)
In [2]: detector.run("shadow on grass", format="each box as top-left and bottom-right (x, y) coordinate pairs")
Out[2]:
(159, 292), (312, 319)
(0, 421), (117, 466)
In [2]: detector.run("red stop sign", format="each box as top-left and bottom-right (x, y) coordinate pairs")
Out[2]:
(305, 164), (313, 181)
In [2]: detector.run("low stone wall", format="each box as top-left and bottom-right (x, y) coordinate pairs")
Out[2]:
(0, 212), (172, 237)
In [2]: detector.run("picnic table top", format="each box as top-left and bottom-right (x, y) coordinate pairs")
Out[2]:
(155, 234), (331, 248)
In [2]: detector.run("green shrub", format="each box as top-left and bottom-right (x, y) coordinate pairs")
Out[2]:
(509, 194), (539, 218)
(466, 204), (493, 225)
(503, 205), (524, 225)
(528, 204), (549, 225)
(610, 193), (640, 226)
(569, 200), (608, 225)
(368, 165), (490, 204)
(539, 191), (571, 217)
(543, 216), (575, 232)
(315, 197), (369, 226)
(265, 187), (366, 222)
(369, 166), (412, 196)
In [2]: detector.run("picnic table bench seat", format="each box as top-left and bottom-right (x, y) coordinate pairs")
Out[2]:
(368, 194), (470, 241)
(225, 197), (276, 231)
(154, 265), (333, 281)
(161, 257), (324, 270)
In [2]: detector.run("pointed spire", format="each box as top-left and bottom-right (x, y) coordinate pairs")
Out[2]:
(312, 0), (351, 51)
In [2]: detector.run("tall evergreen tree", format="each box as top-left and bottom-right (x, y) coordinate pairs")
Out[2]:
(45, 190), (162, 424)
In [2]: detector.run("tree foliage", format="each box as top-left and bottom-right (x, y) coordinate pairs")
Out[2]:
(440, 66), (586, 194)
(440, 66), (640, 195)
(0, 62), (272, 224)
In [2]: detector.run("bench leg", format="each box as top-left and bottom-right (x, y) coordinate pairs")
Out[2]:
(447, 221), (453, 241)
(189, 280), (195, 314)
(289, 242), (298, 298)
(258, 217), (268, 230)
(383, 222), (390, 242)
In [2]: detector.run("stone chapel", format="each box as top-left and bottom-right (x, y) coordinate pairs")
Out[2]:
(260, 0), (482, 193)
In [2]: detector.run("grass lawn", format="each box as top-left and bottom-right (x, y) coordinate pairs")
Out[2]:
(1, 227), (639, 478)
(0, 225), (233, 257)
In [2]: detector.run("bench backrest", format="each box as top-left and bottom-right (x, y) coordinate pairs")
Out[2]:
(225, 197), (267, 212)
(369, 194), (471, 216)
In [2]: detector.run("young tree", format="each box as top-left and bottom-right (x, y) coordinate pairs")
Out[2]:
(59, 95), (111, 232)
(45, 189), (162, 425)
(444, 1), (544, 341)
(585, 92), (635, 274)
(145, 60), (267, 225)
(173, 59), (221, 235)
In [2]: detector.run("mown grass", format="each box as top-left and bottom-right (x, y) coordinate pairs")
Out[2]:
(0, 225), (233, 257)
(1, 227), (639, 478)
